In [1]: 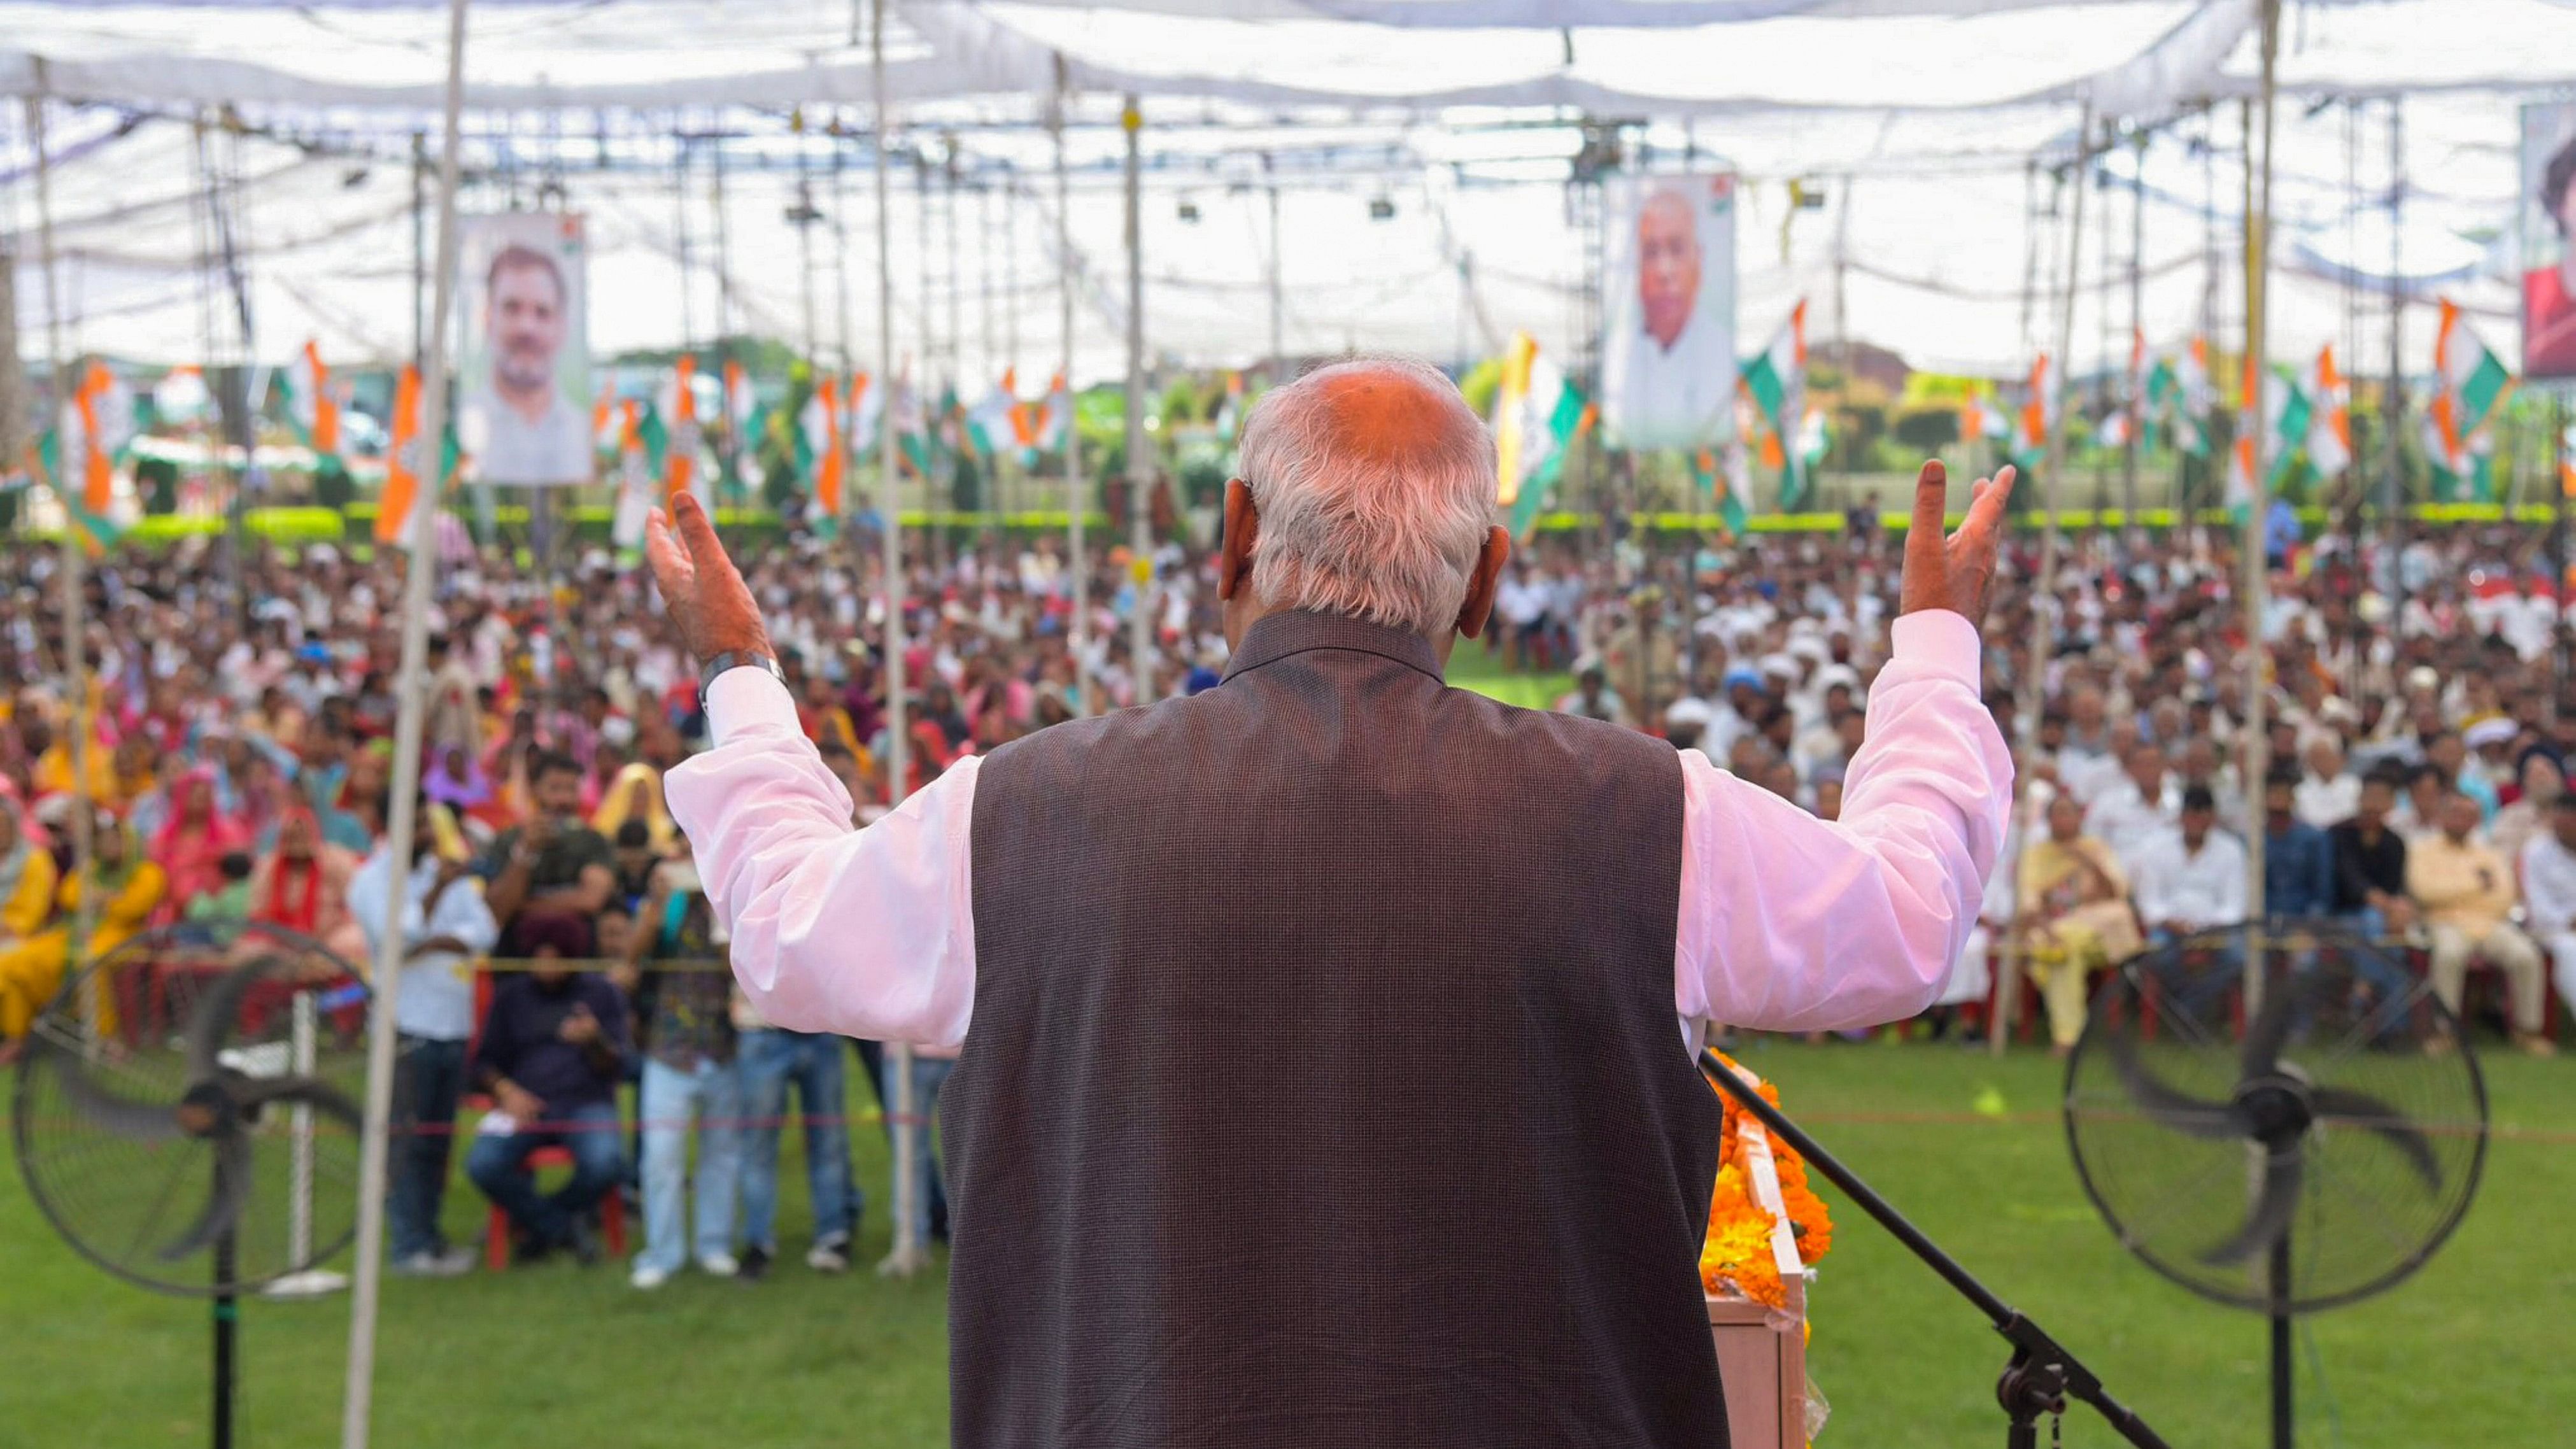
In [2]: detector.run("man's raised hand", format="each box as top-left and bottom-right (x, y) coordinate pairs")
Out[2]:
(645, 492), (771, 665)
(1897, 460), (2016, 625)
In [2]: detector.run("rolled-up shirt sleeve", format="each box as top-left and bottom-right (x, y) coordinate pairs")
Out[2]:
(1675, 609), (2012, 1033)
(663, 668), (977, 1047)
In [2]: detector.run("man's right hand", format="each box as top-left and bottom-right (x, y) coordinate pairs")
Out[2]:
(493, 1080), (542, 1124)
(1898, 460), (2017, 624)
(646, 493), (772, 666)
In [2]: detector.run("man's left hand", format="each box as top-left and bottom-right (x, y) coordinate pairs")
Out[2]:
(646, 492), (772, 665)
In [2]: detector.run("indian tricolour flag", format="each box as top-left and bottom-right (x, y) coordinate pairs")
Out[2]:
(1012, 372), (1068, 460)
(377, 366), (420, 546)
(2425, 299), (2513, 500)
(52, 361), (133, 551)
(613, 399), (658, 548)
(1741, 301), (1808, 507)
(1492, 331), (1588, 539)
(281, 340), (341, 460)
(2007, 353), (2056, 469)
(723, 358), (756, 486)
(2144, 341), (2213, 458)
(658, 357), (706, 508)
(2302, 344), (2351, 479)
(966, 371), (1020, 461)
(846, 372), (882, 457)
(800, 374), (846, 518)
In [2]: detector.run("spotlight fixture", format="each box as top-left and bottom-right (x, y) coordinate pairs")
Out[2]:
(1177, 199), (1201, 223)
(1368, 195), (1395, 221)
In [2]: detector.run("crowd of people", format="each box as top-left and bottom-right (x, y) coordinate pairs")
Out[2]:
(0, 497), (2568, 1281)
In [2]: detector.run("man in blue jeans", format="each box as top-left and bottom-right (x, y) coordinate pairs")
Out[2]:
(736, 1010), (860, 1278)
(351, 793), (499, 1277)
(465, 927), (629, 1264)
(625, 873), (747, 1289)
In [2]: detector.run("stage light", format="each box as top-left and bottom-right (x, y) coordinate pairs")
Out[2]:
(1368, 196), (1395, 221)
(1177, 199), (1201, 223)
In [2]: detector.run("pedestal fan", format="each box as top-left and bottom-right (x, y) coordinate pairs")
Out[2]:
(11, 922), (370, 1449)
(2064, 921), (2488, 1449)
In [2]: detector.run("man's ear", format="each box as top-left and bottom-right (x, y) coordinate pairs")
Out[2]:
(1453, 525), (1511, 640)
(1217, 479), (1258, 603)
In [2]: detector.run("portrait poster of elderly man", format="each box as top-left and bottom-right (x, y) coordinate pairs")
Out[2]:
(653, 357), (2016, 1446)
(1600, 174), (1740, 451)
(458, 212), (594, 486)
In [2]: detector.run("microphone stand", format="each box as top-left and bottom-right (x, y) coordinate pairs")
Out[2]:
(1699, 1050), (2170, 1449)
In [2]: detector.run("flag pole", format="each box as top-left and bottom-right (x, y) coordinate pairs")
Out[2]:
(2383, 98), (2408, 644)
(1122, 94), (1151, 703)
(23, 67), (101, 1039)
(873, 0), (926, 1280)
(1995, 102), (2093, 1057)
(1052, 54), (1091, 717)
(343, 2), (468, 1444)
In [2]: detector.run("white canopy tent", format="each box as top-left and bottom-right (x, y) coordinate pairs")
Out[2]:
(1, 0), (2570, 379)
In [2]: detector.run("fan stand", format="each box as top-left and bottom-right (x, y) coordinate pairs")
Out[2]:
(214, 1231), (239, 1449)
(1701, 1052), (2172, 1449)
(2268, 1234), (2293, 1449)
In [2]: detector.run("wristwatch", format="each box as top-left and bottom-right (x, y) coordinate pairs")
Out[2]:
(698, 650), (786, 710)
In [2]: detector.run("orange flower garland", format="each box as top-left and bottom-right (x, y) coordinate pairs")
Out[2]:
(1699, 1056), (1834, 1311)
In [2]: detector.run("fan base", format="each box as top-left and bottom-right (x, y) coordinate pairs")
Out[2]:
(260, 1269), (348, 1301)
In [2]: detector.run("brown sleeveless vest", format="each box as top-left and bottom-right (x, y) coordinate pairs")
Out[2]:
(945, 609), (1725, 1448)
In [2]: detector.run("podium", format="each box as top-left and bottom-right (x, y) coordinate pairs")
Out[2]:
(1706, 1062), (1814, 1449)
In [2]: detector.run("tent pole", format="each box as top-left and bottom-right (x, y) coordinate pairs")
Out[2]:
(833, 113), (858, 378)
(1266, 151), (1285, 385)
(1997, 103), (2093, 1059)
(1123, 94), (1150, 704)
(1054, 55), (1091, 717)
(2125, 129), (2144, 520)
(24, 67), (99, 1041)
(2242, 0), (2281, 1005)
(2384, 97), (2407, 637)
(873, 0), (924, 1280)
(343, 3), (469, 1444)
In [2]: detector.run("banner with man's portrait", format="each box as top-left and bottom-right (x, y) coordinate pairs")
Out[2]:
(2523, 103), (2576, 381)
(459, 213), (591, 485)
(1599, 174), (1738, 452)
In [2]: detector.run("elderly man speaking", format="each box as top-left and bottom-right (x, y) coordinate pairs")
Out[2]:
(651, 357), (2014, 1448)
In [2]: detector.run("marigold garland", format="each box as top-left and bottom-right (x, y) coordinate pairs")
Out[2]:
(1699, 1055), (1834, 1311)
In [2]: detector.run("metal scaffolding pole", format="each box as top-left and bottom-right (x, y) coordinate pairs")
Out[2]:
(874, 0), (924, 1279)
(342, 2), (471, 1442)
(1996, 105), (2095, 1057)
(1053, 56), (1093, 717)
(1123, 95), (1151, 703)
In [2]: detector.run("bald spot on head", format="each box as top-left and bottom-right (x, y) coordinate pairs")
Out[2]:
(1310, 364), (1463, 464)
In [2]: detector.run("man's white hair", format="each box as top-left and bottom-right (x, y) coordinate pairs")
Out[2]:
(1237, 356), (1497, 637)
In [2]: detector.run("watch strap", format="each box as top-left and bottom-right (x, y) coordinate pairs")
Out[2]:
(698, 650), (783, 705)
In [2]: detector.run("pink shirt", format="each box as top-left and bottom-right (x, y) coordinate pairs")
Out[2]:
(665, 610), (2011, 1056)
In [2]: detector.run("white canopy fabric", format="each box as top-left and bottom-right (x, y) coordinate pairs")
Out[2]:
(0, 0), (2565, 378)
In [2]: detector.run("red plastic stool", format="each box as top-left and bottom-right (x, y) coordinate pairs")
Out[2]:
(483, 1145), (626, 1271)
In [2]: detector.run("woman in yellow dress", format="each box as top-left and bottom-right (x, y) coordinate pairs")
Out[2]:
(590, 760), (677, 856)
(0, 791), (63, 1049)
(0, 810), (166, 1047)
(2015, 792), (2141, 1056)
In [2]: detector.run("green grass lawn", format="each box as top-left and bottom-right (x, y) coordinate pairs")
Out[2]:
(8, 1039), (2567, 1447)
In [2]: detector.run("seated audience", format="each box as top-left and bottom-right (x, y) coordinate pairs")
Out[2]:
(465, 919), (631, 1262)
(2408, 791), (2554, 1057)
(2016, 794), (2139, 1055)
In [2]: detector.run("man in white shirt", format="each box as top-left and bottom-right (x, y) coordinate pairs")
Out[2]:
(647, 359), (2018, 1446)
(350, 795), (500, 1278)
(2517, 792), (2576, 1026)
(2088, 742), (2182, 877)
(462, 244), (590, 485)
(2294, 736), (2361, 830)
(2129, 786), (2249, 1021)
